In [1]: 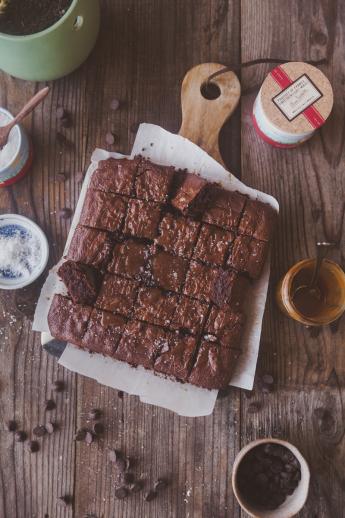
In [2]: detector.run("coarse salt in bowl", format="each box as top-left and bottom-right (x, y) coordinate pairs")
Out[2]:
(0, 214), (49, 290)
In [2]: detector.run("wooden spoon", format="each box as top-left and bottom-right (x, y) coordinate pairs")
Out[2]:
(0, 86), (50, 150)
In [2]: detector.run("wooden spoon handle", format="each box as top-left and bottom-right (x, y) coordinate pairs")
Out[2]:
(10, 86), (50, 128)
(178, 63), (241, 165)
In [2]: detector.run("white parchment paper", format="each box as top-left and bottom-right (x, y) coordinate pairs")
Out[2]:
(33, 124), (279, 417)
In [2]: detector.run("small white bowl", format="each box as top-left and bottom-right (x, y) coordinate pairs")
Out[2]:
(0, 214), (49, 290)
(232, 438), (310, 518)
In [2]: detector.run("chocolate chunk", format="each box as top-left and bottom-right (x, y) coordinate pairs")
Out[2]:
(52, 380), (65, 392)
(59, 207), (72, 219)
(123, 472), (134, 485)
(45, 422), (56, 434)
(45, 399), (56, 411)
(115, 486), (128, 499)
(154, 478), (168, 491)
(89, 408), (101, 420)
(144, 490), (157, 502)
(74, 429), (87, 441)
(129, 481), (142, 493)
(33, 425), (47, 437)
(85, 431), (94, 444)
(6, 420), (17, 432)
(93, 423), (104, 435)
(110, 99), (120, 111)
(105, 132), (116, 145)
(14, 430), (27, 442)
(27, 440), (39, 453)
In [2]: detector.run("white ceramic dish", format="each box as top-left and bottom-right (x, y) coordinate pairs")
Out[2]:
(0, 214), (49, 290)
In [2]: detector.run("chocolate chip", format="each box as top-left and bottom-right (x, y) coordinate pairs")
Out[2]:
(53, 380), (65, 392)
(6, 420), (17, 432)
(45, 399), (56, 411)
(56, 107), (66, 119)
(59, 207), (72, 219)
(56, 171), (68, 182)
(14, 430), (27, 442)
(115, 486), (128, 499)
(27, 440), (39, 453)
(247, 401), (262, 414)
(74, 429), (87, 441)
(105, 132), (116, 145)
(89, 408), (101, 420)
(108, 448), (121, 463)
(85, 431), (94, 444)
(33, 425), (47, 437)
(93, 423), (104, 435)
(144, 490), (157, 502)
(58, 495), (73, 507)
(110, 99), (120, 111)
(154, 478), (168, 491)
(123, 472), (134, 485)
(129, 481), (142, 493)
(45, 422), (56, 434)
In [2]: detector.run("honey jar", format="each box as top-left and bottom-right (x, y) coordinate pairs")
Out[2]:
(276, 259), (345, 326)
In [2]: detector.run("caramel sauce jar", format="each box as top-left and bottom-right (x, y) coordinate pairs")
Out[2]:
(276, 259), (345, 326)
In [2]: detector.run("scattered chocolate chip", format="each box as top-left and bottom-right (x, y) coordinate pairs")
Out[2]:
(154, 478), (168, 491)
(105, 132), (116, 145)
(59, 207), (72, 219)
(27, 440), (39, 453)
(110, 99), (120, 111)
(93, 422), (104, 435)
(89, 408), (101, 420)
(108, 448), (121, 463)
(85, 431), (94, 445)
(6, 420), (17, 432)
(129, 481), (142, 493)
(56, 107), (66, 119)
(247, 401), (262, 413)
(14, 430), (27, 442)
(144, 490), (157, 502)
(45, 399), (56, 411)
(45, 422), (56, 434)
(257, 373), (274, 393)
(53, 380), (65, 392)
(115, 486), (128, 500)
(56, 171), (68, 182)
(74, 429), (87, 441)
(33, 425), (47, 437)
(58, 495), (73, 507)
(123, 472), (134, 485)
(117, 390), (124, 399)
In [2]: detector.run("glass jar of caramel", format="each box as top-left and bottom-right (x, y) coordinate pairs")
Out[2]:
(276, 259), (345, 326)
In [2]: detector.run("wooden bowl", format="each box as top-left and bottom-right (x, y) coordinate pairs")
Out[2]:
(232, 438), (310, 518)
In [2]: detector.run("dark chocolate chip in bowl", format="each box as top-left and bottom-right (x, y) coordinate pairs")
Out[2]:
(154, 479), (168, 491)
(85, 431), (94, 445)
(45, 399), (56, 411)
(33, 425), (47, 437)
(52, 380), (65, 392)
(93, 423), (104, 435)
(6, 420), (17, 432)
(45, 422), (56, 434)
(89, 408), (101, 420)
(14, 431), (27, 442)
(144, 490), (157, 502)
(27, 440), (40, 453)
(115, 486), (128, 500)
(123, 472), (134, 485)
(105, 132), (116, 145)
(74, 429), (87, 442)
(59, 207), (73, 219)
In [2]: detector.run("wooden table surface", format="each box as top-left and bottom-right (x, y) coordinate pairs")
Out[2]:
(1, 1), (345, 517)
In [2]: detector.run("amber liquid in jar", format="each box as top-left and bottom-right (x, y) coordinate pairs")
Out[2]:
(276, 259), (345, 326)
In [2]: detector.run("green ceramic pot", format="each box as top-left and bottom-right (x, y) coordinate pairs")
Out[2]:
(0, 0), (100, 81)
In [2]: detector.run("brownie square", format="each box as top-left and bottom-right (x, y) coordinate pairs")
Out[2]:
(81, 309), (126, 356)
(67, 225), (113, 269)
(227, 235), (269, 279)
(116, 320), (168, 369)
(188, 341), (241, 389)
(135, 159), (175, 202)
(155, 213), (200, 258)
(134, 287), (179, 326)
(80, 189), (127, 232)
(154, 334), (197, 381)
(108, 239), (150, 280)
(193, 224), (234, 265)
(58, 260), (101, 305)
(171, 172), (207, 214)
(96, 274), (139, 316)
(183, 261), (219, 302)
(124, 199), (161, 240)
(89, 157), (140, 196)
(238, 199), (277, 241)
(203, 187), (246, 230)
(171, 296), (208, 334)
(48, 294), (92, 345)
(150, 250), (189, 292)
(205, 307), (245, 347)
(211, 269), (250, 309)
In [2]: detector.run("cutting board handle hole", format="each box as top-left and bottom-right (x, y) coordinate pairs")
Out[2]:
(200, 81), (221, 100)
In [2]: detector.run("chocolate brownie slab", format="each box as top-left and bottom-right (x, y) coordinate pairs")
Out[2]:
(238, 198), (277, 241)
(183, 261), (219, 302)
(193, 223), (234, 265)
(205, 307), (245, 347)
(108, 239), (150, 279)
(134, 287), (179, 326)
(48, 294), (92, 345)
(80, 189), (127, 232)
(155, 213), (200, 259)
(154, 334), (197, 381)
(96, 274), (139, 316)
(67, 225), (113, 269)
(171, 296), (209, 334)
(58, 260), (101, 305)
(123, 199), (161, 240)
(171, 172), (207, 214)
(150, 250), (189, 292)
(116, 320), (168, 369)
(81, 309), (126, 356)
(89, 157), (140, 196)
(211, 269), (250, 309)
(227, 235), (269, 279)
(203, 187), (246, 231)
(188, 341), (241, 389)
(135, 159), (175, 202)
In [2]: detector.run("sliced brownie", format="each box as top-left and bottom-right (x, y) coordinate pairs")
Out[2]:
(57, 260), (101, 305)
(81, 309), (126, 356)
(154, 334), (198, 381)
(47, 294), (92, 345)
(67, 225), (113, 269)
